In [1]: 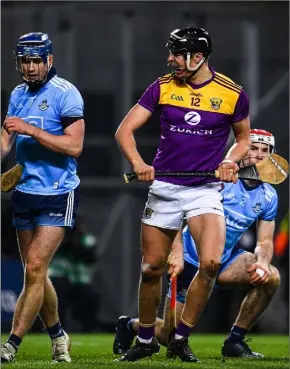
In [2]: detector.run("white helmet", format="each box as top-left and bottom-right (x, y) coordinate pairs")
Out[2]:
(250, 129), (275, 154)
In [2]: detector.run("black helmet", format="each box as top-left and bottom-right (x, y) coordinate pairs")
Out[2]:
(166, 27), (212, 59)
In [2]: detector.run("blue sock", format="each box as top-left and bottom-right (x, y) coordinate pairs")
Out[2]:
(7, 334), (22, 351)
(226, 325), (248, 343)
(47, 321), (64, 340)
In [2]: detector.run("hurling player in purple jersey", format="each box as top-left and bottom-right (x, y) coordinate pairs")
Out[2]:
(113, 130), (280, 361)
(115, 27), (251, 362)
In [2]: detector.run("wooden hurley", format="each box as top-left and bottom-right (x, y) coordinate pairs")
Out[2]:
(124, 154), (288, 185)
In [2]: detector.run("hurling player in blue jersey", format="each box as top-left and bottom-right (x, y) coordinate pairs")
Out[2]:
(1, 33), (85, 363)
(113, 129), (281, 361)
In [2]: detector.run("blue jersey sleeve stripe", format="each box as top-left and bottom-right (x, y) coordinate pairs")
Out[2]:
(52, 77), (71, 92)
(50, 79), (67, 92)
(54, 77), (73, 91)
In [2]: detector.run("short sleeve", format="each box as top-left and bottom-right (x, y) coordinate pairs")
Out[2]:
(232, 89), (249, 123)
(138, 79), (160, 113)
(59, 87), (84, 118)
(260, 187), (278, 221)
(6, 94), (14, 117)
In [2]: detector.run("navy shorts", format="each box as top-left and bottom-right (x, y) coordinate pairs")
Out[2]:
(11, 187), (79, 230)
(167, 247), (246, 304)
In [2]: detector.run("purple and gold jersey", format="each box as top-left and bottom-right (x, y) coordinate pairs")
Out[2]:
(138, 66), (249, 186)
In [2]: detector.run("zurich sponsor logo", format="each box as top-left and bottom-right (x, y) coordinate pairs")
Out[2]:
(184, 111), (201, 126)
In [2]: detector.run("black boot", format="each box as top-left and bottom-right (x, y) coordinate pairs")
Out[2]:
(115, 337), (160, 362)
(222, 338), (264, 358)
(167, 330), (200, 363)
(113, 316), (136, 354)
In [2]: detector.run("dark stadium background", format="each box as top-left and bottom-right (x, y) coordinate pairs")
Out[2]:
(1, 1), (289, 335)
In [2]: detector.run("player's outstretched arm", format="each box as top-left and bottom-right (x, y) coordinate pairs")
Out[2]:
(115, 104), (154, 181)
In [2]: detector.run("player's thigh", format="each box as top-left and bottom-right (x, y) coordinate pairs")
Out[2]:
(217, 252), (256, 286)
(25, 226), (66, 269)
(187, 213), (226, 262)
(141, 223), (176, 266)
(17, 230), (34, 263)
(141, 180), (184, 230)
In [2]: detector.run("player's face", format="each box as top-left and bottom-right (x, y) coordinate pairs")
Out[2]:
(19, 55), (52, 83)
(167, 51), (203, 79)
(242, 142), (271, 167)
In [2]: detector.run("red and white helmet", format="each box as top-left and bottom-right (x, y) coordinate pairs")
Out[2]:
(250, 129), (275, 154)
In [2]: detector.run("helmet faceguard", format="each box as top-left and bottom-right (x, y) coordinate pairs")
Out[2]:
(249, 129), (275, 154)
(240, 129), (275, 168)
(166, 27), (212, 81)
(14, 32), (53, 88)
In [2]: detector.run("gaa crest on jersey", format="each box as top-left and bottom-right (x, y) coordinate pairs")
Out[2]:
(39, 99), (49, 111)
(253, 202), (262, 213)
(143, 207), (154, 219)
(210, 98), (222, 110)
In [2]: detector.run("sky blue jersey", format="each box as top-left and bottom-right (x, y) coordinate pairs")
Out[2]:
(7, 72), (84, 195)
(183, 179), (278, 266)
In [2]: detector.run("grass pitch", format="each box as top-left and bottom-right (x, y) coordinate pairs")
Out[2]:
(1, 333), (289, 369)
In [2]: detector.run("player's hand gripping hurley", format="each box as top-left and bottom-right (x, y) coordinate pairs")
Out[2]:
(124, 154), (288, 185)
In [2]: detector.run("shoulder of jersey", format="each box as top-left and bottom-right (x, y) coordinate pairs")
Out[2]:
(262, 183), (278, 202)
(158, 73), (175, 85)
(49, 75), (77, 93)
(213, 72), (243, 95)
(11, 83), (27, 94)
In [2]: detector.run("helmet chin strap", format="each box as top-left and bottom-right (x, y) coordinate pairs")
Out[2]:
(175, 53), (206, 82)
(185, 52), (205, 72)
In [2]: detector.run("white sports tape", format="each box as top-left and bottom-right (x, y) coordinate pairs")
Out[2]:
(256, 268), (265, 278)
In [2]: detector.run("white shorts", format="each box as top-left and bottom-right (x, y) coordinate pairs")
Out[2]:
(142, 180), (224, 230)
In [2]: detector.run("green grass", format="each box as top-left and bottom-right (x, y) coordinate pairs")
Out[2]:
(1, 333), (289, 369)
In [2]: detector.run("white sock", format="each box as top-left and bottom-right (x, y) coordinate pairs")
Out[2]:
(174, 333), (184, 340)
(137, 336), (153, 344)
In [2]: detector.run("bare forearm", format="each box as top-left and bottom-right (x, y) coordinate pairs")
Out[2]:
(30, 126), (81, 158)
(1, 131), (16, 162)
(225, 139), (251, 163)
(115, 129), (145, 166)
(172, 230), (183, 254)
(254, 243), (273, 265)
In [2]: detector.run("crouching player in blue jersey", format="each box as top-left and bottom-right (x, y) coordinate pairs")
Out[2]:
(113, 129), (281, 360)
(1, 33), (85, 363)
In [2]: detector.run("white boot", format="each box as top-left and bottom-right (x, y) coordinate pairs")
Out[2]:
(51, 331), (71, 362)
